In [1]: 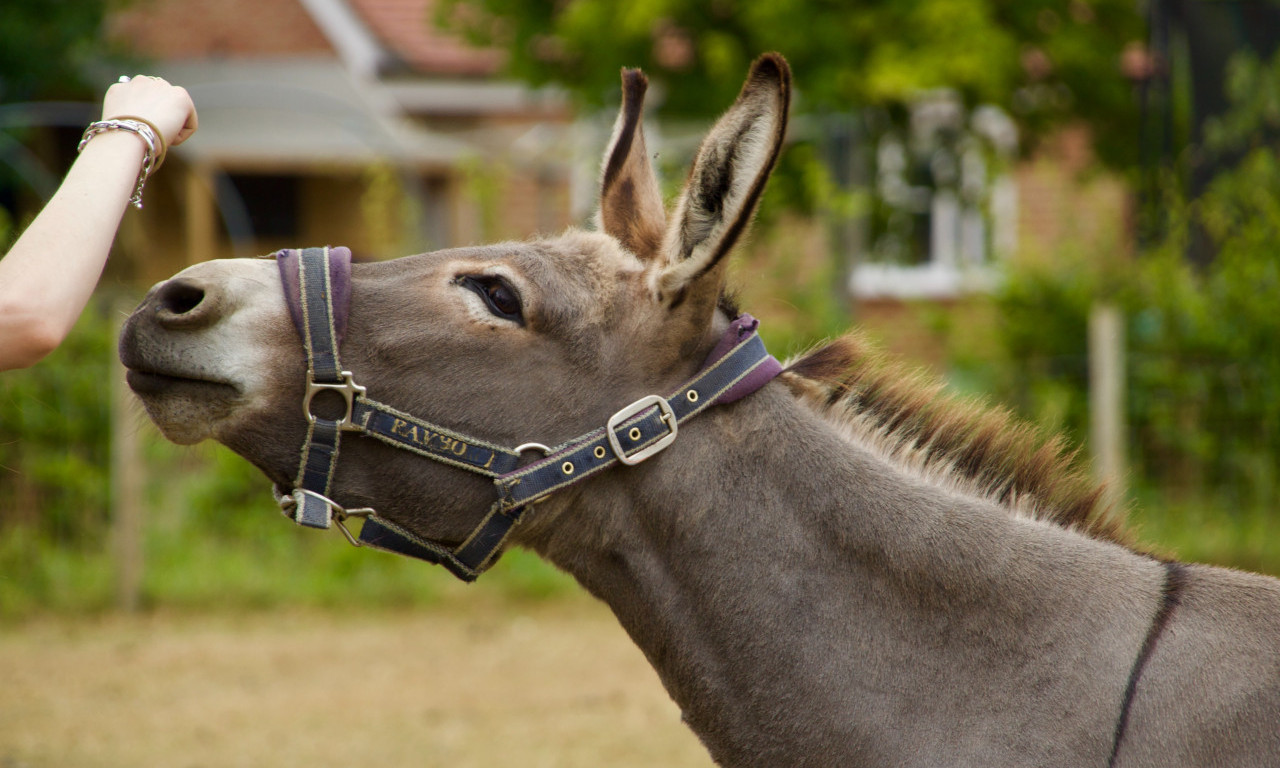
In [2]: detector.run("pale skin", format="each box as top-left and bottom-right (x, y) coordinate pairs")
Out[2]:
(0, 75), (197, 371)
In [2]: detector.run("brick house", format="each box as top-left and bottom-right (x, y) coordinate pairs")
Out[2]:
(104, 0), (572, 286)
(16, 0), (1128, 366)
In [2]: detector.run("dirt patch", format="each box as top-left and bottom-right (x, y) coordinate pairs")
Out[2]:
(0, 601), (715, 767)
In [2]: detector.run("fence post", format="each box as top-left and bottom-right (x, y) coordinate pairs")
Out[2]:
(1089, 302), (1126, 506)
(111, 300), (144, 612)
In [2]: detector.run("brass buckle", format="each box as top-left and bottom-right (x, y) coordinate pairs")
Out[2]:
(304, 370), (366, 430)
(607, 395), (677, 466)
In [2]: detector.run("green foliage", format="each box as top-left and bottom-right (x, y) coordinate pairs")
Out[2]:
(2, 438), (578, 620)
(361, 163), (431, 259)
(1203, 51), (1280, 156)
(1128, 52), (1280, 511)
(992, 210), (1280, 515)
(439, 0), (1144, 168)
(458, 155), (508, 241)
(136, 451), (574, 613)
(0, 303), (114, 543)
(0, 524), (115, 617)
(971, 52), (1280, 571)
(0, 0), (113, 101)
(1128, 488), (1280, 577)
(988, 244), (1095, 434)
(1129, 157), (1280, 506)
(0, 308), (578, 620)
(974, 195), (1280, 571)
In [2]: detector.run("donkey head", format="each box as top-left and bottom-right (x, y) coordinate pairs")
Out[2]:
(120, 54), (790, 557)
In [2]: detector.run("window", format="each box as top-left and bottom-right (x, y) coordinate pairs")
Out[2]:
(220, 173), (301, 240)
(852, 93), (1017, 299)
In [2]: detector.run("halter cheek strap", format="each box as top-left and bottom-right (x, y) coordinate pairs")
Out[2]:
(272, 246), (783, 582)
(275, 245), (358, 529)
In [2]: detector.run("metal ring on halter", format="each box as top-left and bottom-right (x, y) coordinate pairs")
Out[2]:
(332, 506), (376, 548)
(514, 443), (551, 456)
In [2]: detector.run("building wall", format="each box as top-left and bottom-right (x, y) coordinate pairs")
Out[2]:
(110, 0), (334, 59)
(1013, 125), (1131, 266)
(102, 0), (574, 279)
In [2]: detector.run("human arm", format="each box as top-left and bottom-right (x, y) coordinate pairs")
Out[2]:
(0, 75), (197, 371)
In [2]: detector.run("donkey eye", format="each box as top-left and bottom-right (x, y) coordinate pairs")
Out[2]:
(461, 275), (524, 324)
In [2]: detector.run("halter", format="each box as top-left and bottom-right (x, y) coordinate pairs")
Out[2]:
(270, 246), (783, 582)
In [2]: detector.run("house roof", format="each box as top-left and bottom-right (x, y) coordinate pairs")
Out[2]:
(110, 0), (503, 78)
(157, 58), (475, 168)
(345, 0), (503, 76)
(109, 0), (335, 59)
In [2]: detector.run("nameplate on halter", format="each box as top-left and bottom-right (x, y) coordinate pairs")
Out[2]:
(353, 401), (520, 477)
(389, 418), (483, 461)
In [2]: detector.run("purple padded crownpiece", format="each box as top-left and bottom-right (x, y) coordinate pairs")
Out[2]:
(701, 314), (783, 404)
(275, 246), (353, 347)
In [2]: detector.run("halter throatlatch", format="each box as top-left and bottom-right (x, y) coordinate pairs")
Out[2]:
(272, 246), (783, 581)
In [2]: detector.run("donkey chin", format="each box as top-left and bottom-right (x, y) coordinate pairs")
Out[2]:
(119, 257), (295, 445)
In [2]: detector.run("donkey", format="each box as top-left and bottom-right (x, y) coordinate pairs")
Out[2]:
(120, 54), (1280, 766)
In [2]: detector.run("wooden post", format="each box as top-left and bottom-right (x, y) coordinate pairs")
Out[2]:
(1089, 303), (1126, 505)
(111, 300), (144, 612)
(185, 163), (216, 267)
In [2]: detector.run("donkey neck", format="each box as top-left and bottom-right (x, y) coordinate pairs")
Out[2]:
(517, 383), (1168, 767)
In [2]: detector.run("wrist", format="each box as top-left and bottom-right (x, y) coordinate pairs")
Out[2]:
(78, 118), (163, 209)
(105, 114), (168, 170)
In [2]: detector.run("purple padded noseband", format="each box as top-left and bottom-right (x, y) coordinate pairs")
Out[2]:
(276, 246), (353, 348)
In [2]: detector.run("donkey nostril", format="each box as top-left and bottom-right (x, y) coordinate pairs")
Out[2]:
(158, 280), (206, 316)
(151, 278), (223, 329)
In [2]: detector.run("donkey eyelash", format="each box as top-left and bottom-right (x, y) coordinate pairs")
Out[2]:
(457, 275), (525, 325)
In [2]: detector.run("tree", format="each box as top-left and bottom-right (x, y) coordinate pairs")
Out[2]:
(440, 0), (1146, 168)
(1, 0), (126, 213)
(0, 0), (127, 538)
(0, 0), (115, 102)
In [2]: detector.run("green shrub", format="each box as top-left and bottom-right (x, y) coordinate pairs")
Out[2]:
(0, 305), (577, 619)
(970, 51), (1280, 571)
(0, 302), (114, 544)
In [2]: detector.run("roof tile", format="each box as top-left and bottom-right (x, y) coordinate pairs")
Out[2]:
(346, 0), (504, 76)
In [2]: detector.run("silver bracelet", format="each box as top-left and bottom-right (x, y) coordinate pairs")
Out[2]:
(78, 119), (160, 209)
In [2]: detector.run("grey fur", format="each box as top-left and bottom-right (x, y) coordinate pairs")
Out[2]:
(120, 54), (1280, 766)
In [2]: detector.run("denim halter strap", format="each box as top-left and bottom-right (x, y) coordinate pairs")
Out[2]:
(272, 246), (783, 582)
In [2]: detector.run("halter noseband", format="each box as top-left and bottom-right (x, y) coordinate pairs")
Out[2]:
(271, 246), (783, 582)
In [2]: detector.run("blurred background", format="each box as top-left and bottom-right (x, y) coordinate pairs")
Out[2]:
(0, 0), (1278, 762)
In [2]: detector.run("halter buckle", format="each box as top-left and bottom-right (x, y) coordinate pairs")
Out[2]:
(275, 486), (375, 544)
(304, 370), (366, 430)
(607, 394), (678, 466)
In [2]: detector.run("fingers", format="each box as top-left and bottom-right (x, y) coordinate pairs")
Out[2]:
(102, 75), (198, 149)
(172, 89), (198, 147)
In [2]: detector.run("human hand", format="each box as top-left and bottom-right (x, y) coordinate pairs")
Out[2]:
(102, 75), (198, 148)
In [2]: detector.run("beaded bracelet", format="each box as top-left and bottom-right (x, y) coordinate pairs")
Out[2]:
(77, 118), (164, 209)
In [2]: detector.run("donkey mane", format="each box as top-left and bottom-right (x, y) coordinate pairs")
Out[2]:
(780, 333), (1134, 548)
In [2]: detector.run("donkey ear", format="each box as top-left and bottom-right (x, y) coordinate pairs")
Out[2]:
(598, 68), (666, 262)
(654, 53), (790, 306)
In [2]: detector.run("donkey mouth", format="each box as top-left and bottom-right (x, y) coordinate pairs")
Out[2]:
(124, 368), (239, 398)
(119, 327), (242, 400)
(121, 361), (245, 445)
